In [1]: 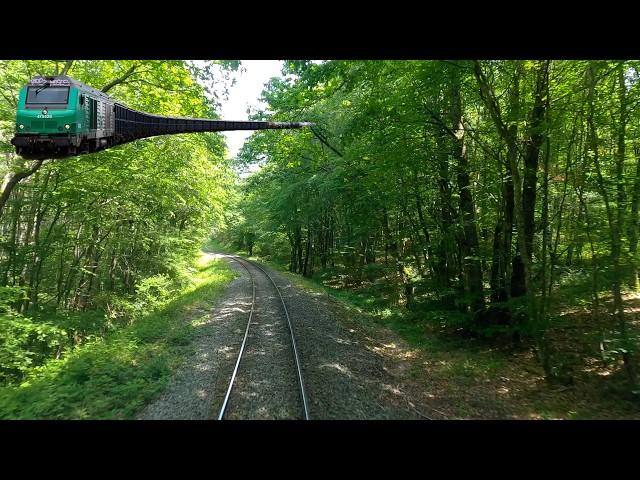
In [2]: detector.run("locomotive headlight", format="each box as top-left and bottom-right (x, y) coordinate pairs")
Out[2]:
(64, 124), (70, 129)
(19, 124), (24, 129)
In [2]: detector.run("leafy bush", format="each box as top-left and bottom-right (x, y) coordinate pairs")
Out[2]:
(0, 312), (67, 385)
(0, 267), (193, 388)
(105, 274), (177, 324)
(417, 308), (470, 332)
(0, 286), (28, 312)
(135, 274), (174, 309)
(0, 336), (171, 419)
(0, 286), (70, 384)
(0, 255), (235, 419)
(362, 263), (388, 282)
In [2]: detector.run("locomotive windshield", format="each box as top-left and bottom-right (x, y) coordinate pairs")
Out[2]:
(26, 86), (69, 105)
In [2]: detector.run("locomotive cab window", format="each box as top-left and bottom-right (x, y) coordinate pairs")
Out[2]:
(26, 86), (69, 105)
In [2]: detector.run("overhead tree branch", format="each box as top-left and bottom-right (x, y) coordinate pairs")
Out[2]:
(0, 159), (45, 218)
(60, 60), (74, 76)
(472, 60), (511, 141)
(102, 64), (139, 93)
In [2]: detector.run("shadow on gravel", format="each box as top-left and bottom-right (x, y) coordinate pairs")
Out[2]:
(137, 260), (253, 420)
(261, 275), (420, 420)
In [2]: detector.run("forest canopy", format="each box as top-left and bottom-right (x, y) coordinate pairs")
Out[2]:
(217, 60), (640, 393)
(0, 60), (236, 387)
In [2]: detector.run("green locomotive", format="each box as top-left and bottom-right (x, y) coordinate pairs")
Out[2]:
(11, 75), (311, 159)
(12, 76), (117, 158)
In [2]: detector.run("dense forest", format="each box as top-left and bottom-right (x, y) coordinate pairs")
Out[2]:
(0, 60), (237, 394)
(218, 60), (640, 395)
(1, 59), (640, 418)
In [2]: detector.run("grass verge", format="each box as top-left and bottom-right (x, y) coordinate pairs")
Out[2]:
(0, 252), (235, 419)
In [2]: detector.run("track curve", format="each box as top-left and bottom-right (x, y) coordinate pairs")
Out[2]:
(217, 254), (310, 420)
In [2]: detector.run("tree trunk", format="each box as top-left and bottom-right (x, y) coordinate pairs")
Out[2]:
(0, 160), (45, 220)
(450, 67), (484, 314)
(586, 61), (637, 389)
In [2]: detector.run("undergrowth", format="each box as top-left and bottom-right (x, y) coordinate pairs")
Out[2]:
(210, 238), (640, 418)
(0, 252), (235, 419)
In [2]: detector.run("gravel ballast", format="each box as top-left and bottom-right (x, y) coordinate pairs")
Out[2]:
(137, 254), (250, 420)
(221, 257), (303, 419)
(261, 263), (421, 419)
(138, 253), (429, 420)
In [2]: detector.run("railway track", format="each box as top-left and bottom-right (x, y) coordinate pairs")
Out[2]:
(217, 254), (310, 420)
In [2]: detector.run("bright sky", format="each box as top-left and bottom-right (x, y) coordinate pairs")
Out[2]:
(214, 60), (284, 158)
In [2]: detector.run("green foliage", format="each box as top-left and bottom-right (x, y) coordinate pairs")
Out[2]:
(0, 255), (235, 419)
(0, 286), (28, 311)
(218, 59), (640, 390)
(128, 274), (175, 318)
(0, 61), (238, 407)
(0, 312), (67, 384)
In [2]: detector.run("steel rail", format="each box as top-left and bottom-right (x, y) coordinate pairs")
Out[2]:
(217, 254), (256, 420)
(241, 257), (310, 421)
